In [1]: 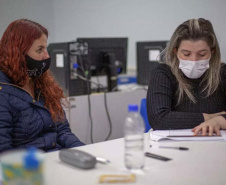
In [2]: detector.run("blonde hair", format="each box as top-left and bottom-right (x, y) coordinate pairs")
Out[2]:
(164, 18), (221, 104)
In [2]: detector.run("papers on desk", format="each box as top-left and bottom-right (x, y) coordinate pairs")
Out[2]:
(150, 129), (226, 142)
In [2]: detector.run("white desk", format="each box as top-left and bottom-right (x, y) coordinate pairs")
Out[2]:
(44, 134), (226, 185)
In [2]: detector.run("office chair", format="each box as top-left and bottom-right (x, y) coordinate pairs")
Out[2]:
(140, 98), (151, 133)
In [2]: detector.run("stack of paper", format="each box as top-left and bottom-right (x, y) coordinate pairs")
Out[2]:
(149, 129), (226, 142)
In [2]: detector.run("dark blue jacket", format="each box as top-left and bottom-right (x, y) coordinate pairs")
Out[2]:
(0, 70), (84, 152)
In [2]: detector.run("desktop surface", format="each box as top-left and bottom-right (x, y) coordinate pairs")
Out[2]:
(44, 134), (226, 185)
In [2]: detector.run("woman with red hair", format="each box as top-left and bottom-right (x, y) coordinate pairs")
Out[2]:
(0, 19), (84, 152)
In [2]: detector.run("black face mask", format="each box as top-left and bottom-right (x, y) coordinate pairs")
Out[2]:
(26, 55), (51, 78)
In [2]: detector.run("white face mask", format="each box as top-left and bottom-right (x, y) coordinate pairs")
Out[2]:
(178, 56), (210, 79)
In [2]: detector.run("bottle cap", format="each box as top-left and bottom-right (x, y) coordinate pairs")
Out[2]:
(73, 63), (79, 69)
(23, 147), (40, 170)
(128, 104), (138, 112)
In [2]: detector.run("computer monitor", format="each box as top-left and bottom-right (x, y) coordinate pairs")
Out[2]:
(136, 41), (168, 85)
(77, 38), (128, 92)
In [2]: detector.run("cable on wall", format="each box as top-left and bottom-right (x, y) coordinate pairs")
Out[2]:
(77, 54), (113, 143)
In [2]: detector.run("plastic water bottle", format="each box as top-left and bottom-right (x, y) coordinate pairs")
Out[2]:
(124, 104), (145, 170)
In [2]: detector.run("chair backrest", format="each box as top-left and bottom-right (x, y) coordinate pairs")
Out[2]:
(140, 98), (151, 133)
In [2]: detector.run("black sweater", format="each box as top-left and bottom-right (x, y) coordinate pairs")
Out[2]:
(147, 63), (226, 130)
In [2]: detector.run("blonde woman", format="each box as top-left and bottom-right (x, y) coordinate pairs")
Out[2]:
(147, 18), (226, 135)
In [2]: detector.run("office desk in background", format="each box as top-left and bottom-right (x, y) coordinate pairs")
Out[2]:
(45, 133), (226, 185)
(66, 88), (147, 144)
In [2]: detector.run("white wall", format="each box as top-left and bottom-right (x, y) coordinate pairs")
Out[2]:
(1, 0), (226, 68)
(0, 0), (55, 45)
(50, 0), (226, 68)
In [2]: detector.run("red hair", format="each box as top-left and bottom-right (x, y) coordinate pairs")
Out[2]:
(0, 19), (66, 122)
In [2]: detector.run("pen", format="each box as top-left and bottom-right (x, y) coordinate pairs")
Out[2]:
(96, 157), (111, 164)
(145, 152), (172, 161)
(150, 145), (189, 150)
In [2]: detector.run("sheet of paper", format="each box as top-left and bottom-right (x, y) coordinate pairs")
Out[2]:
(150, 129), (226, 142)
(56, 54), (64, 67)
(149, 49), (160, 61)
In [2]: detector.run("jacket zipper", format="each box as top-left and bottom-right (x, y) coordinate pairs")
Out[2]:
(0, 81), (41, 100)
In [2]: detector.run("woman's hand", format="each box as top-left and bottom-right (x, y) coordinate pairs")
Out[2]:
(192, 116), (226, 136)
